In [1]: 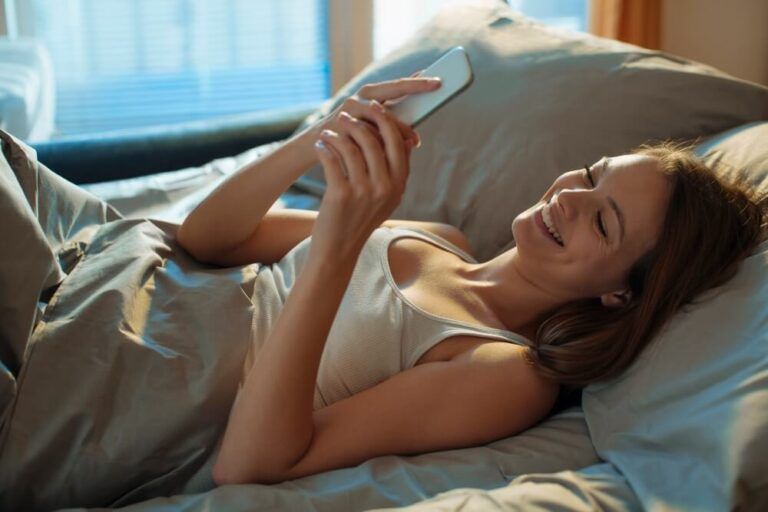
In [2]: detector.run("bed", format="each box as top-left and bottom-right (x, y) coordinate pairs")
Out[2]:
(2, 1), (767, 510)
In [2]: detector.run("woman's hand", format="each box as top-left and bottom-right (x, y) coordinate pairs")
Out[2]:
(313, 71), (441, 153)
(307, 101), (419, 263)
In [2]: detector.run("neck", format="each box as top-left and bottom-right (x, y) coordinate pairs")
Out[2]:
(456, 248), (565, 341)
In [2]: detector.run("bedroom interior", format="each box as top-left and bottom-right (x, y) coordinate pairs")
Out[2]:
(0, 0), (766, 510)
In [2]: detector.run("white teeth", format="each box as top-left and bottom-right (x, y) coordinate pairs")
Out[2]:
(542, 207), (563, 245)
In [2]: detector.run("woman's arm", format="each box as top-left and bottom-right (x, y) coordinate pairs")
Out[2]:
(212, 77), (438, 485)
(176, 78), (431, 265)
(176, 123), (321, 263)
(212, 251), (357, 484)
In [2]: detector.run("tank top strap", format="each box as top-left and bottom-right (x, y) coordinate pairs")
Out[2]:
(386, 226), (478, 264)
(402, 325), (532, 369)
(379, 226), (535, 353)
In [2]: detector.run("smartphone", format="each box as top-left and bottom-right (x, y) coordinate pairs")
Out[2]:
(387, 46), (474, 128)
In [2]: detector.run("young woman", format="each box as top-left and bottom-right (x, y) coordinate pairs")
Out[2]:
(176, 75), (766, 486)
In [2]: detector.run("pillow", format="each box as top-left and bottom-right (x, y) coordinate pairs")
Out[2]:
(696, 121), (768, 194)
(0, 128), (120, 428)
(581, 122), (768, 511)
(293, 0), (768, 262)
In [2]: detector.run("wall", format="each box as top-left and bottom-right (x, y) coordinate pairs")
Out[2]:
(661, 0), (768, 86)
(329, 0), (373, 95)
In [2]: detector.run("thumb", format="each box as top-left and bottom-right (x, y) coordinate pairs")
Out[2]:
(359, 77), (441, 102)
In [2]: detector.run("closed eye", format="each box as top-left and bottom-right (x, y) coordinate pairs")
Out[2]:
(583, 165), (608, 239)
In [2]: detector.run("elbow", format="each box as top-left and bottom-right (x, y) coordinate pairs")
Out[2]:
(211, 462), (230, 487)
(212, 458), (288, 487)
(212, 459), (251, 487)
(175, 223), (223, 266)
(212, 461), (245, 487)
(211, 453), (285, 487)
(175, 222), (199, 260)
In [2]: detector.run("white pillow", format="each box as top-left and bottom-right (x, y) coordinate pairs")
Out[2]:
(581, 122), (768, 511)
(293, 0), (768, 262)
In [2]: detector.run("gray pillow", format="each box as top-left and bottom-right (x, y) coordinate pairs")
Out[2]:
(696, 121), (768, 194)
(293, 0), (768, 262)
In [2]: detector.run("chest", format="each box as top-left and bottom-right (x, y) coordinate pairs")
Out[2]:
(385, 236), (503, 365)
(387, 237), (475, 319)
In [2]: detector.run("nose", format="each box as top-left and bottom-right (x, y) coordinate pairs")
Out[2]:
(554, 187), (593, 220)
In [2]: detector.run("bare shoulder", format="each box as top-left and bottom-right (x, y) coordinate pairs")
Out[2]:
(453, 340), (559, 398)
(382, 219), (474, 257)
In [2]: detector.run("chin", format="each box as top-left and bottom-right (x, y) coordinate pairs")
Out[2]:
(511, 213), (530, 248)
(514, 208), (551, 255)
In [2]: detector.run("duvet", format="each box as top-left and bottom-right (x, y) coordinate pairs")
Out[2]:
(0, 130), (613, 511)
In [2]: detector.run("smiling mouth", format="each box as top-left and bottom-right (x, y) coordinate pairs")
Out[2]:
(536, 209), (563, 247)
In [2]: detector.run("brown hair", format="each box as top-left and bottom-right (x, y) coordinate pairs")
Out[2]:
(525, 140), (767, 397)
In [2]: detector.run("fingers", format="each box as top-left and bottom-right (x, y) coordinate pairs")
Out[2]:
(373, 100), (421, 147)
(316, 106), (414, 192)
(366, 100), (409, 186)
(337, 111), (390, 189)
(314, 139), (347, 189)
(319, 129), (366, 185)
(337, 98), (420, 148)
(357, 76), (441, 102)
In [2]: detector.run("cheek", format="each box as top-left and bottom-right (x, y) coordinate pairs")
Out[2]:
(577, 252), (631, 294)
(554, 240), (610, 285)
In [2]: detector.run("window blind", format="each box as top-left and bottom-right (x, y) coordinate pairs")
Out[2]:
(22, 0), (330, 138)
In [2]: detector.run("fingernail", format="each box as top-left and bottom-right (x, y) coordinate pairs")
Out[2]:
(315, 140), (327, 150)
(321, 129), (333, 137)
(428, 77), (441, 84)
(372, 100), (384, 112)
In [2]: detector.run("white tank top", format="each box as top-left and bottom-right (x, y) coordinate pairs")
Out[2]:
(238, 226), (532, 410)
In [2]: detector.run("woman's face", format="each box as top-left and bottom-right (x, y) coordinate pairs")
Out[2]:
(511, 154), (672, 304)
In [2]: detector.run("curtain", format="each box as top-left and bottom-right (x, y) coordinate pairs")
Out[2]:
(589, 0), (661, 50)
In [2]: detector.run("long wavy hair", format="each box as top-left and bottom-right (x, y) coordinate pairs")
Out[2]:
(525, 140), (767, 405)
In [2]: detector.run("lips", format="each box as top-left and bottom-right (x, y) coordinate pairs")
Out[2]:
(536, 207), (561, 247)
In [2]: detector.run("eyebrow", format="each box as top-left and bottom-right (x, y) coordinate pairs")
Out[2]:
(599, 157), (625, 245)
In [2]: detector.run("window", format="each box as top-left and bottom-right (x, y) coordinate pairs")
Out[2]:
(16, 0), (330, 138)
(373, 0), (588, 60)
(373, 0), (450, 60)
(4, 0), (588, 139)
(508, 0), (588, 33)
